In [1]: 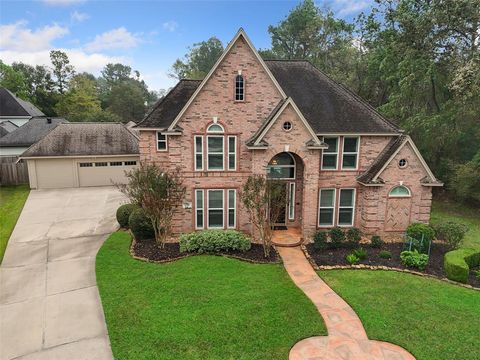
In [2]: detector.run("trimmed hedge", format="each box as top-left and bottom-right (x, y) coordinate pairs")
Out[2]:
(116, 204), (138, 228)
(179, 230), (251, 254)
(444, 248), (480, 283)
(128, 208), (155, 241)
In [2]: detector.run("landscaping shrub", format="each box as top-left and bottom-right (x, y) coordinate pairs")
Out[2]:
(406, 223), (435, 242)
(400, 250), (429, 270)
(370, 235), (384, 248)
(116, 204), (137, 228)
(378, 250), (392, 259)
(345, 253), (360, 265)
(179, 230), (251, 254)
(353, 247), (367, 260)
(128, 208), (155, 241)
(313, 230), (328, 250)
(329, 227), (345, 249)
(444, 248), (480, 283)
(346, 228), (362, 247)
(475, 270), (480, 281)
(432, 221), (468, 250)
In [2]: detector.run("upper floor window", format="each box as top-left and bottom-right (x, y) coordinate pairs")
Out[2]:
(267, 152), (295, 179)
(207, 123), (224, 133)
(322, 137), (338, 170)
(389, 185), (411, 197)
(342, 137), (359, 170)
(235, 74), (244, 101)
(157, 132), (167, 151)
(195, 122), (236, 172)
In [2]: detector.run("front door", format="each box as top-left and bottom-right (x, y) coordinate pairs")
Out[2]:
(269, 182), (288, 226)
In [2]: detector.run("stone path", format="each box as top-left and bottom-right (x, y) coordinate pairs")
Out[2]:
(276, 237), (415, 359)
(0, 187), (125, 360)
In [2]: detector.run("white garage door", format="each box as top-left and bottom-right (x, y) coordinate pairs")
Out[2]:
(77, 158), (138, 187)
(35, 159), (76, 189)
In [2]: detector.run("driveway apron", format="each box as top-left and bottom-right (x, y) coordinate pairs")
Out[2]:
(0, 187), (126, 360)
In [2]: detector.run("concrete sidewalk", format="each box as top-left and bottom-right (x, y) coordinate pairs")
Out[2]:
(0, 187), (126, 360)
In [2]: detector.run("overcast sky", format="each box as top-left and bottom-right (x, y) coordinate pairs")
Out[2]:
(0, 0), (374, 92)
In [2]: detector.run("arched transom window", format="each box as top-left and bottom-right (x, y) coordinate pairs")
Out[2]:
(235, 74), (244, 101)
(267, 152), (295, 179)
(389, 185), (411, 197)
(207, 123), (224, 133)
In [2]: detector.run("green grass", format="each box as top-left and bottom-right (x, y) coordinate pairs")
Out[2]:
(320, 270), (480, 360)
(0, 185), (29, 262)
(431, 199), (480, 249)
(96, 231), (326, 360)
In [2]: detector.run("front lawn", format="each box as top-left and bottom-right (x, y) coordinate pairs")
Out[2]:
(0, 185), (29, 262)
(320, 270), (480, 360)
(97, 232), (326, 360)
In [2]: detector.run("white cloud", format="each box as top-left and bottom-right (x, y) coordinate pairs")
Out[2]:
(142, 70), (176, 91)
(70, 10), (89, 23)
(42, 0), (86, 6)
(334, 0), (372, 17)
(162, 21), (178, 32)
(84, 27), (141, 52)
(0, 21), (69, 52)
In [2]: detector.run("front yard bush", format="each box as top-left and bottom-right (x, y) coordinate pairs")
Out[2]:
(179, 230), (251, 254)
(444, 248), (480, 283)
(329, 227), (345, 248)
(370, 235), (384, 248)
(128, 208), (155, 241)
(345, 253), (360, 265)
(378, 250), (392, 259)
(353, 247), (367, 260)
(346, 227), (362, 247)
(406, 223), (435, 242)
(313, 230), (328, 250)
(432, 221), (468, 250)
(400, 250), (429, 270)
(116, 204), (137, 228)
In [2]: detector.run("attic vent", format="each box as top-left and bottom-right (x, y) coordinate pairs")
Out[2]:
(47, 118), (52, 124)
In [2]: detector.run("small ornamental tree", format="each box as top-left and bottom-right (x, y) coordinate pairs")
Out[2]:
(241, 175), (284, 257)
(117, 164), (185, 248)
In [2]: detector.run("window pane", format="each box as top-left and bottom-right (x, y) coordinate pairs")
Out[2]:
(320, 189), (335, 207)
(228, 137), (235, 152)
(269, 152), (294, 165)
(229, 155), (235, 169)
(342, 154), (357, 168)
(158, 141), (166, 150)
(157, 133), (166, 141)
(322, 154), (337, 169)
(338, 208), (353, 225)
(209, 190), (223, 208)
(267, 166), (294, 179)
(207, 124), (223, 133)
(208, 137), (223, 152)
(208, 210), (223, 227)
(339, 189), (354, 207)
(196, 190), (203, 208)
(319, 209), (334, 226)
(390, 186), (410, 196)
(196, 210), (203, 228)
(228, 210), (235, 227)
(208, 154), (223, 170)
(196, 154), (203, 170)
(324, 138), (338, 153)
(228, 189), (235, 206)
(195, 137), (202, 152)
(343, 138), (358, 152)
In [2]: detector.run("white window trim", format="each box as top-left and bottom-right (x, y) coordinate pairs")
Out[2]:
(194, 136), (204, 171)
(321, 137), (339, 170)
(337, 188), (356, 227)
(207, 189), (224, 229)
(288, 182), (295, 220)
(227, 189), (236, 228)
(388, 185), (411, 198)
(227, 136), (237, 171)
(341, 136), (360, 170)
(267, 152), (296, 180)
(195, 189), (204, 229)
(318, 188), (336, 227)
(206, 135), (224, 171)
(156, 131), (168, 152)
(235, 74), (245, 101)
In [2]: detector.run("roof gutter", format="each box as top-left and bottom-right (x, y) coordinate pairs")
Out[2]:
(20, 153), (140, 160)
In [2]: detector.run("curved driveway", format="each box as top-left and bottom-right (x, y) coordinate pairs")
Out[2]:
(0, 187), (126, 360)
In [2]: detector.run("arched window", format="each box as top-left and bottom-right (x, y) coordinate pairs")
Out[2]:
(235, 74), (244, 101)
(267, 152), (295, 179)
(207, 123), (224, 133)
(389, 185), (411, 197)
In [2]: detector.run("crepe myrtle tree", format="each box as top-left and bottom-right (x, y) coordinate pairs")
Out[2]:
(118, 164), (186, 248)
(241, 175), (284, 257)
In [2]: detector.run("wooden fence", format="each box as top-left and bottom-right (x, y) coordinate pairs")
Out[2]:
(0, 156), (29, 185)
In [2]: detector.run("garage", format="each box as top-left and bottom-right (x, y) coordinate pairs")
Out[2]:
(21, 123), (139, 189)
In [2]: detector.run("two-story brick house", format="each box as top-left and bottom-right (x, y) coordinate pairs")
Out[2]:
(135, 29), (442, 242)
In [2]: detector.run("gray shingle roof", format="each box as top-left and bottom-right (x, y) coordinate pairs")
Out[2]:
(135, 80), (201, 129)
(0, 121), (18, 138)
(21, 123), (139, 157)
(0, 117), (67, 147)
(0, 88), (45, 117)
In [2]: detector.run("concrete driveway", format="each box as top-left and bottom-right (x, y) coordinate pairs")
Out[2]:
(0, 187), (126, 360)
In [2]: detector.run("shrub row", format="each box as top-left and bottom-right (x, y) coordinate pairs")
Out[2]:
(444, 248), (480, 283)
(116, 204), (155, 241)
(313, 227), (363, 250)
(179, 230), (251, 254)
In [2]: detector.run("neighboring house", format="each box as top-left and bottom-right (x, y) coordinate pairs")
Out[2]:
(21, 123), (139, 189)
(0, 87), (45, 127)
(0, 117), (67, 156)
(135, 28), (442, 239)
(0, 120), (18, 138)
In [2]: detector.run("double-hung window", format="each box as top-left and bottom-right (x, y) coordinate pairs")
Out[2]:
(195, 190), (204, 229)
(322, 137), (338, 170)
(338, 189), (355, 226)
(207, 136), (224, 170)
(342, 137), (359, 170)
(157, 132), (167, 151)
(197, 189), (237, 229)
(228, 189), (236, 228)
(228, 136), (236, 170)
(194, 136), (203, 171)
(318, 189), (336, 226)
(207, 190), (224, 228)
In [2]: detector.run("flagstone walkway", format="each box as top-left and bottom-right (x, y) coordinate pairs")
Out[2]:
(276, 242), (415, 360)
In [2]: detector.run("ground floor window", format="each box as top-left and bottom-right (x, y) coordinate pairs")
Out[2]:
(338, 189), (355, 226)
(318, 188), (356, 227)
(195, 189), (237, 229)
(318, 189), (336, 226)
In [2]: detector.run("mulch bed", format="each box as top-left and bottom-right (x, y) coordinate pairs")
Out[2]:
(132, 240), (280, 264)
(306, 242), (479, 288)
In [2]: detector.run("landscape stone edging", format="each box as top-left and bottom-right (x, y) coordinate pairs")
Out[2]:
(301, 245), (479, 291)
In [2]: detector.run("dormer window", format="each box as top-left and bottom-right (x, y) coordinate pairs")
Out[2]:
(235, 74), (244, 101)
